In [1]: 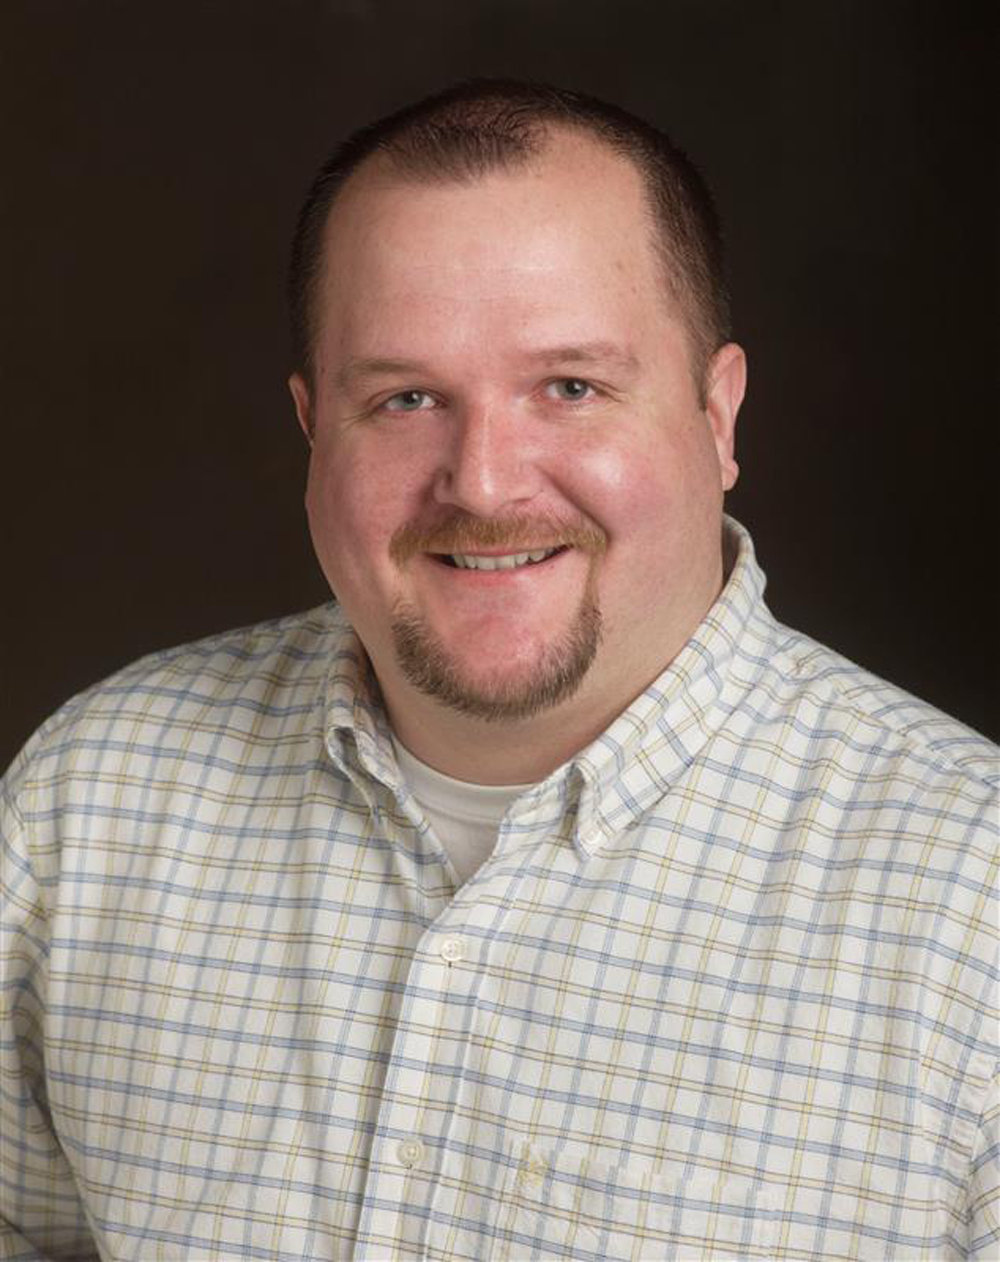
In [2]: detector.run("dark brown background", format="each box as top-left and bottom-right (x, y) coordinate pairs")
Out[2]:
(2, 0), (997, 769)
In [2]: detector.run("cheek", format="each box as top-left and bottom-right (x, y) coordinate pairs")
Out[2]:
(564, 426), (706, 530)
(559, 419), (724, 591)
(305, 444), (405, 582)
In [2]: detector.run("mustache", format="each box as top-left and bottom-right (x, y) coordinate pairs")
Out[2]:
(389, 513), (607, 565)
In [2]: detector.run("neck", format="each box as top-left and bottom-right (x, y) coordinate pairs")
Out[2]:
(383, 676), (636, 785)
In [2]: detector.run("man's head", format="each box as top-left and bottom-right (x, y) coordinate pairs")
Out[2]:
(287, 82), (746, 770)
(289, 79), (731, 406)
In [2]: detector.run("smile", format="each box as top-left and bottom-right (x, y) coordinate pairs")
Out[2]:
(438, 546), (565, 570)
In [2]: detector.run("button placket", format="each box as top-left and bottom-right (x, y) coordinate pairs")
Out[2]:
(354, 922), (483, 1254)
(355, 862), (536, 1260)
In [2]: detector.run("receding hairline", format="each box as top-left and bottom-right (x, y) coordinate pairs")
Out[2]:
(323, 120), (651, 221)
(309, 123), (701, 383)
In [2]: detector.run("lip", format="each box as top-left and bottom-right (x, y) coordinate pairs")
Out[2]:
(437, 547), (556, 558)
(422, 546), (572, 578)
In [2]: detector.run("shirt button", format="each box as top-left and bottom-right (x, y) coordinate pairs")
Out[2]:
(439, 937), (465, 963)
(396, 1138), (425, 1168)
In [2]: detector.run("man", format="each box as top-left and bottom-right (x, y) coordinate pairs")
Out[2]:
(1, 80), (996, 1261)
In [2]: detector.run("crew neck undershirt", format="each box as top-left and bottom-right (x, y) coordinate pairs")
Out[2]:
(391, 736), (536, 886)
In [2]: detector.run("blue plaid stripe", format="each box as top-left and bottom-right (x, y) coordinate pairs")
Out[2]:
(2, 519), (996, 1261)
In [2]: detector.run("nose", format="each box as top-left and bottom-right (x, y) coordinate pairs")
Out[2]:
(432, 401), (542, 517)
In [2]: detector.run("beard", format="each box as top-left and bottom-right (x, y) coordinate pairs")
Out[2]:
(386, 511), (606, 722)
(390, 588), (603, 723)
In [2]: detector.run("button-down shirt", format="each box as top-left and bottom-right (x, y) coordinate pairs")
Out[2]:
(2, 519), (997, 1261)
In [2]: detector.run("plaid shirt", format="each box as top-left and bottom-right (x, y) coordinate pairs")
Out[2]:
(2, 519), (997, 1261)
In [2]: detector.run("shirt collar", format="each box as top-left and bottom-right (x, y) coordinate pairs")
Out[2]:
(322, 630), (399, 796)
(565, 515), (775, 856)
(322, 515), (776, 855)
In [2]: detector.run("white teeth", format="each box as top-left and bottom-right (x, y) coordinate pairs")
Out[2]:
(450, 547), (559, 570)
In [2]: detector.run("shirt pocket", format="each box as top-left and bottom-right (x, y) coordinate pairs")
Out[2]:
(489, 1137), (778, 1262)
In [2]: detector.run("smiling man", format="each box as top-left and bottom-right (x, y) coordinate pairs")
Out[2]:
(289, 119), (744, 787)
(2, 82), (997, 1261)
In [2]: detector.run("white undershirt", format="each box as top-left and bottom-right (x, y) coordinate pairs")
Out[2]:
(391, 736), (536, 886)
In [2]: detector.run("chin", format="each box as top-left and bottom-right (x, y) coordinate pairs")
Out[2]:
(391, 598), (603, 724)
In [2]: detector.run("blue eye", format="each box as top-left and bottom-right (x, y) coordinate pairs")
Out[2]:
(547, 378), (594, 401)
(384, 389), (434, 412)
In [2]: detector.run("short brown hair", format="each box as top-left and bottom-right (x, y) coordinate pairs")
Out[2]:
(288, 79), (731, 398)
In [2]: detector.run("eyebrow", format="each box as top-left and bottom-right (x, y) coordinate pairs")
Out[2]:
(335, 342), (640, 391)
(336, 358), (427, 391)
(521, 342), (641, 374)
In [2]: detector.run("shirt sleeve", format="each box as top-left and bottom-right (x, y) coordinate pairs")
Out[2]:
(0, 782), (98, 1261)
(968, 1066), (1000, 1260)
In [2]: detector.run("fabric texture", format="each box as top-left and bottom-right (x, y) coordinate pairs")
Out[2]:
(2, 518), (997, 1261)
(390, 735), (528, 884)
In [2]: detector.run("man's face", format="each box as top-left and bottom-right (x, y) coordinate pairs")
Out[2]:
(291, 129), (744, 734)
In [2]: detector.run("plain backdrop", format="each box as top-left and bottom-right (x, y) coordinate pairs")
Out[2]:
(2, 0), (997, 769)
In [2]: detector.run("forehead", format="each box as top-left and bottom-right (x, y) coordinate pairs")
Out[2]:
(326, 131), (661, 287)
(308, 129), (687, 382)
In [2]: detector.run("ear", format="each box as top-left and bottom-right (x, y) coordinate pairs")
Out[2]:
(288, 373), (314, 447)
(703, 342), (746, 492)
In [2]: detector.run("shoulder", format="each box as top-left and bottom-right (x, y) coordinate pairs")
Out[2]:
(3, 604), (346, 810)
(756, 616), (998, 796)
